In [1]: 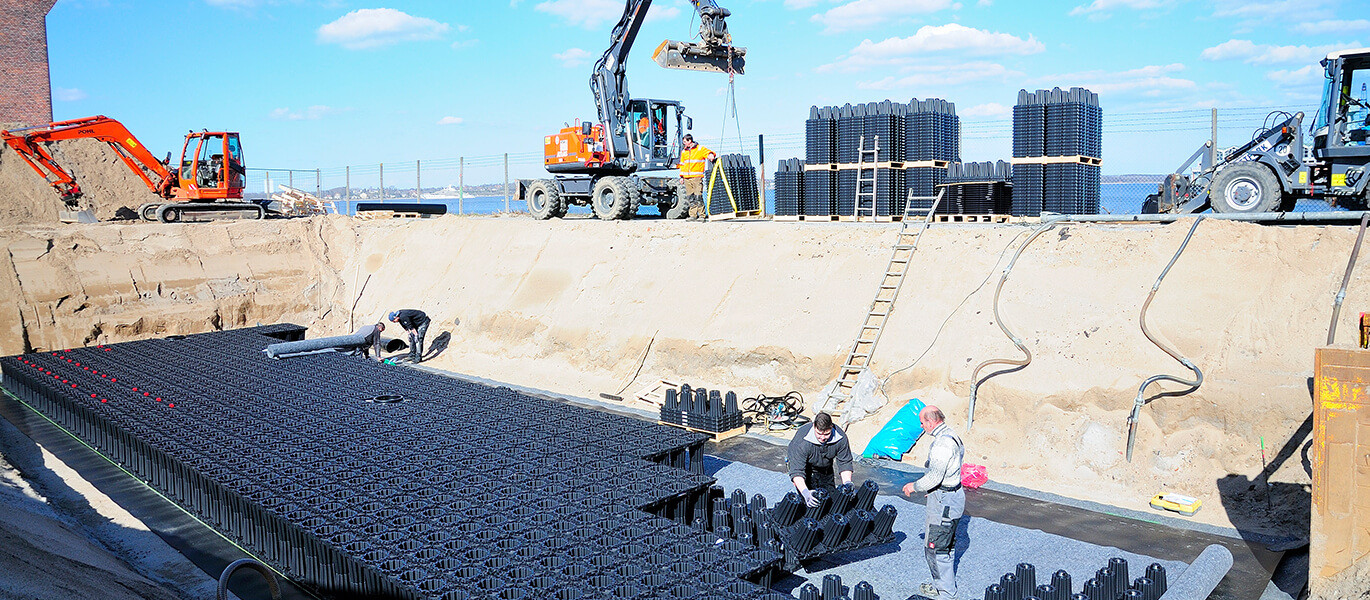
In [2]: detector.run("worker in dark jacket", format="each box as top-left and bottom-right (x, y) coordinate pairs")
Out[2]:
(388, 309), (431, 363)
(787, 412), (854, 507)
(354, 322), (385, 361)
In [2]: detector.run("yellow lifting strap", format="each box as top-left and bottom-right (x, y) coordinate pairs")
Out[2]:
(705, 162), (739, 215)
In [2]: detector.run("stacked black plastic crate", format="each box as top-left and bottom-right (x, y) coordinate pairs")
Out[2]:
(706, 154), (761, 216)
(945, 161), (1013, 215)
(862, 101), (907, 217)
(660, 384), (745, 433)
(803, 106), (838, 218)
(774, 158), (805, 217)
(905, 98), (959, 214)
(1012, 87), (1101, 216)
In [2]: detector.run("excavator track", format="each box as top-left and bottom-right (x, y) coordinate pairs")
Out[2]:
(146, 202), (266, 223)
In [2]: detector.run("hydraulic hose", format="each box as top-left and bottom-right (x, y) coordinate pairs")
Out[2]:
(1327, 212), (1370, 345)
(967, 217), (1067, 430)
(1127, 217), (1206, 462)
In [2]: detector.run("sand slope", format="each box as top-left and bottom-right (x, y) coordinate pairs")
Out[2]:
(1, 140), (163, 225)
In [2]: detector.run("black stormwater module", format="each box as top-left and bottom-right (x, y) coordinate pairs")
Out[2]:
(774, 158), (806, 217)
(661, 384), (744, 434)
(805, 106), (837, 166)
(983, 558), (1166, 600)
(707, 480), (897, 571)
(4, 325), (805, 600)
(803, 169), (836, 217)
(944, 161), (1013, 215)
(707, 154), (761, 216)
(1011, 87), (1101, 216)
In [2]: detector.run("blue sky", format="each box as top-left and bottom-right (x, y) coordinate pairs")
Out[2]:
(45, 0), (1368, 185)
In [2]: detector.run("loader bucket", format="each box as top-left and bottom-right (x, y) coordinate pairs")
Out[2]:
(653, 40), (746, 74)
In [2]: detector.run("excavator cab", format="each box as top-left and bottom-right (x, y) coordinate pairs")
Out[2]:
(627, 99), (683, 167)
(176, 131), (245, 201)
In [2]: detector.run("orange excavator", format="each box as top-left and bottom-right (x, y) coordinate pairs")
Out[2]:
(1, 115), (263, 222)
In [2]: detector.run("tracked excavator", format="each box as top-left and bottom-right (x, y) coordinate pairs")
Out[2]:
(1, 115), (263, 223)
(1147, 48), (1370, 214)
(521, 0), (745, 220)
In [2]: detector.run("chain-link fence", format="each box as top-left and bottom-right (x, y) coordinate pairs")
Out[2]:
(248, 104), (1348, 216)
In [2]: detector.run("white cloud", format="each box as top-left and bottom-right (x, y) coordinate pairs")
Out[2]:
(553, 47), (594, 68)
(647, 3), (681, 22)
(535, 0), (682, 28)
(1201, 39), (1355, 65)
(269, 106), (342, 121)
(437, 116), (464, 125)
(784, 0), (819, 7)
(1039, 63), (1195, 97)
(1294, 19), (1370, 34)
(1069, 0), (1172, 17)
(1213, 0), (1331, 21)
(317, 9), (450, 50)
(812, 0), (954, 33)
(857, 61), (1019, 89)
(823, 24), (1042, 72)
(962, 102), (1011, 118)
(1266, 65), (1321, 89)
(53, 87), (86, 102)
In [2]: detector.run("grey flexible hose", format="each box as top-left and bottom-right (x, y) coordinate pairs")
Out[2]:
(1327, 212), (1370, 345)
(1127, 217), (1206, 461)
(967, 217), (1066, 430)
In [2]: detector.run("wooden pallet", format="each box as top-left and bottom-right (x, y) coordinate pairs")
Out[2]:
(1009, 155), (1102, 166)
(932, 214), (1011, 223)
(905, 160), (950, 169)
(633, 379), (679, 406)
(773, 215), (804, 221)
(803, 163), (839, 171)
(709, 209), (763, 221)
(657, 421), (747, 442)
(835, 162), (905, 170)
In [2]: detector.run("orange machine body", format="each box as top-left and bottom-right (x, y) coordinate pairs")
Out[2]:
(544, 122), (611, 172)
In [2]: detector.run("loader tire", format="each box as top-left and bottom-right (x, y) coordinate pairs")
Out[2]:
(527, 180), (562, 220)
(661, 180), (689, 219)
(591, 176), (639, 220)
(1211, 163), (1282, 214)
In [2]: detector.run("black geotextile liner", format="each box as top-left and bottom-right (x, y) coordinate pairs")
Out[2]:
(1, 325), (801, 600)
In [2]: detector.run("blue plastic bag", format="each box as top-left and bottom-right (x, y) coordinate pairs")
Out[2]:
(862, 398), (926, 460)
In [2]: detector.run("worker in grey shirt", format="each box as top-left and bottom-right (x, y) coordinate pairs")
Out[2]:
(787, 412), (854, 507)
(902, 405), (965, 600)
(353, 322), (386, 361)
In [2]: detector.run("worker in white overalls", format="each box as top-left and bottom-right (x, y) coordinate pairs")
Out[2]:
(903, 405), (965, 600)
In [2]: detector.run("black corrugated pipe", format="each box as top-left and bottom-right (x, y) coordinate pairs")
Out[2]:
(1127, 217), (1206, 462)
(967, 217), (1067, 429)
(1327, 212), (1370, 345)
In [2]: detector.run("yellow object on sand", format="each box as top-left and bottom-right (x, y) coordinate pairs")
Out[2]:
(1150, 493), (1202, 516)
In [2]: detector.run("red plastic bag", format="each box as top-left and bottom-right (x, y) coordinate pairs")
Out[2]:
(961, 463), (988, 489)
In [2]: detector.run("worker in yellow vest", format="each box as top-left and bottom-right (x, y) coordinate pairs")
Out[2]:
(678, 134), (716, 220)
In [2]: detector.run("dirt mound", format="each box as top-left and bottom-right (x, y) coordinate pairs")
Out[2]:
(0, 139), (162, 226)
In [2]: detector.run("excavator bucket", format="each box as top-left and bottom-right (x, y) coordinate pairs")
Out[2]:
(653, 40), (746, 74)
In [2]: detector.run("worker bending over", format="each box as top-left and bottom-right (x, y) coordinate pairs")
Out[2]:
(786, 412), (854, 507)
(354, 322), (385, 361)
(388, 309), (431, 363)
(902, 405), (965, 600)
(678, 134), (716, 221)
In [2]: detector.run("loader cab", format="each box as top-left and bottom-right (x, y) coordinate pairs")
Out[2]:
(1315, 49), (1370, 155)
(626, 98), (685, 171)
(176, 131), (245, 200)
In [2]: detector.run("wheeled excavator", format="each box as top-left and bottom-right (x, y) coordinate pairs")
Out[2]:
(1, 115), (263, 222)
(521, 0), (745, 220)
(1146, 48), (1370, 214)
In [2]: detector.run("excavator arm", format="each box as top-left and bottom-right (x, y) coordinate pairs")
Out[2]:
(653, 0), (747, 74)
(1, 116), (175, 204)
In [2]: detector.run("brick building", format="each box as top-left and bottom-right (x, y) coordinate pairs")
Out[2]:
(1, 0), (59, 127)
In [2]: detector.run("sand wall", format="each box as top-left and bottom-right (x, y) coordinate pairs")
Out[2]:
(3, 215), (1360, 539)
(1, 139), (163, 224)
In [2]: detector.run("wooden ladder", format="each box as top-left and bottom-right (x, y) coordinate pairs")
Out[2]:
(821, 186), (947, 416)
(855, 136), (879, 218)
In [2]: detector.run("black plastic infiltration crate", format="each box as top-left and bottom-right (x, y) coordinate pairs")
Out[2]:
(2, 325), (808, 600)
(1012, 87), (1101, 216)
(774, 158), (806, 217)
(984, 558), (1167, 600)
(708, 154), (761, 215)
(660, 384), (744, 433)
(803, 170), (836, 216)
(945, 161), (1014, 215)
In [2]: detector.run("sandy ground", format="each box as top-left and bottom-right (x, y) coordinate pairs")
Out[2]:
(1, 139), (161, 224)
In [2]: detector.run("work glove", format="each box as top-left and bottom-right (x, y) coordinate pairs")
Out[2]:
(801, 489), (819, 508)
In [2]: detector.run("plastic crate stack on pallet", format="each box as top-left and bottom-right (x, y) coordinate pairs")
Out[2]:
(779, 98), (958, 221)
(707, 482), (899, 571)
(944, 161), (1014, 216)
(660, 383), (745, 438)
(774, 158), (806, 218)
(981, 558), (1167, 600)
(1011, 87), (1101, 217)
(707, 154), (762, 219)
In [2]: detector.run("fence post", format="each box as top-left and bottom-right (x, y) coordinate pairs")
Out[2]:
(346, 166), (350, 201)
(316, 169), (321, 198)
(1209, 108), (1218, 166)
(289, 170), (293, 190)
(379, 163), (384, 201)
(459, 157), (465, 215)
(758, 134), (766, 216)
(416, 159), (422, 202)
(504, 153), (510, 213)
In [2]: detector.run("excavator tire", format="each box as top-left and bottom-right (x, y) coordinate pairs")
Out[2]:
(592, 177), (639, 220)
(660, 179), (688, 219)
(1210, 162), (1283, 214)
(526, 180), (562, 220)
